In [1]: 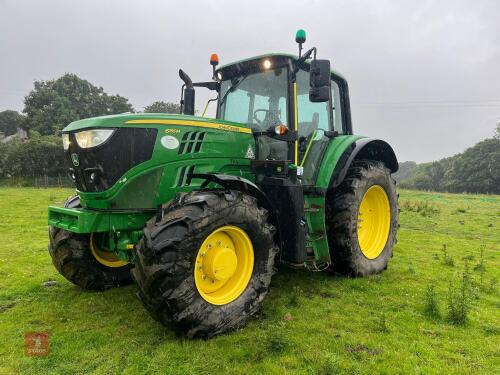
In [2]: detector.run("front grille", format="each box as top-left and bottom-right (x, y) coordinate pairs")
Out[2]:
(176, 165), (195, 187)
(178, 131), (206, 154)
(66, 127), (157, 192)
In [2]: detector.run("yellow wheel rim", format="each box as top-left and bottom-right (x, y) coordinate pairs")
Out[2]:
(357, 185), (391, 259)
(90, 233), (128, 268)
(194, 226), (254, 305)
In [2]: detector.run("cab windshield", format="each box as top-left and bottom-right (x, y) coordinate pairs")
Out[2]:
(218, 68), (288, 131)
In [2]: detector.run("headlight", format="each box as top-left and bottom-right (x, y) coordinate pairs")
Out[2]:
(62, 133), (70, 150)
(74, 129), (115, 148)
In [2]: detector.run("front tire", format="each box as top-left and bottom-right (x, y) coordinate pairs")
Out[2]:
(326, 160), (398, 276)
(132, 190), (278, 338)
(48, 196), (132, 290)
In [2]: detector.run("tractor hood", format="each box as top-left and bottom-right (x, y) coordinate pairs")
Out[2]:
(61, 113), (255, 200)
(62, 113), (241, 133)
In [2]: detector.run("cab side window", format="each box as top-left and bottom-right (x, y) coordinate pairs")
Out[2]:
(331, 80), (343, 134)
(296, 69), (330, 138)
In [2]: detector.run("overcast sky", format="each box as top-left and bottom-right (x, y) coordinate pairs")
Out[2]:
(1, 0), (499, 162)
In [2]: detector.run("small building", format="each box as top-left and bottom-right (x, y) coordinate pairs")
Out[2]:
(0, 128), (28, 143)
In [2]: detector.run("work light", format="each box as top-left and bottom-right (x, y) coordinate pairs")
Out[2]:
(74, 129), (115, 148)
(62, 133), (70, 150)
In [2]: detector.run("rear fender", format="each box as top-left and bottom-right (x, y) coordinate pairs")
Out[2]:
(317, 137), (398, 189)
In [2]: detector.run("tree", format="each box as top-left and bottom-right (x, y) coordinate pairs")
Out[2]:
(444, 138), (500, 194)
(0, 110), (26, 136)
(494, 121), (500, 139)
(398, 160), (448, 191)
(399, 136), (500, 194)
(144, 101), (180, 114)
(0, 135), (67, 179)
(393, 161), (417, 183)
(23, 73), (134, 135)
(426, 159), (451, 191)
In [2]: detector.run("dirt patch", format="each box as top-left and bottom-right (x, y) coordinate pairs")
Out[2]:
(282, 313), (293, 322)
(42, 280), (58, 288)
(304, 289), (338, 299)
(0, 301), (16, 313)
(345, 344), (382, 356)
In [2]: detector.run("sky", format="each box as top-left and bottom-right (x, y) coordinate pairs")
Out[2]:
(1, 0), (499, 162)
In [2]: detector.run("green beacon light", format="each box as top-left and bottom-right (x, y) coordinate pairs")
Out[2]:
(295, 29), (306, 57)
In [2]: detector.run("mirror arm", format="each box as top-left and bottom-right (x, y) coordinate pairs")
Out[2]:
(295, 47), (317, 72)
(193, 81), (220, 91)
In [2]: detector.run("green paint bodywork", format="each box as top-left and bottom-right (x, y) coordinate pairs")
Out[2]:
(315, 135), (365, 188)
(48, 55), (365, 265)
(49, 113), (257, 261)
(301, 135), (365, 262)
(303, 195), (329, 264)
(61, 113), (256, 212)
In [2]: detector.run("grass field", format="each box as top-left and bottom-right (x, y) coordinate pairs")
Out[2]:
(0, 187), (498, 374)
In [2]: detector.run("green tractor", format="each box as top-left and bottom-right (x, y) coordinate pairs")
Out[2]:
(48, 30), (398, 338)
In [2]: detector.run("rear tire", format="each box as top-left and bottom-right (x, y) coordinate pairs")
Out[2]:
(326, 160), (398, 276)
(132, 190), (278, 338)
(48, 196), (132, 291)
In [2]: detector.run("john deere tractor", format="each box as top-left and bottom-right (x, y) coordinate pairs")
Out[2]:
(48, 30), (398, 338)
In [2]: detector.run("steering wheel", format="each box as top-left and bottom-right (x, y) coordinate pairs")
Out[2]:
(253, 109), (271, 126)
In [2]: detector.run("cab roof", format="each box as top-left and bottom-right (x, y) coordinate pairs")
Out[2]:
(218, 53), (347, 81)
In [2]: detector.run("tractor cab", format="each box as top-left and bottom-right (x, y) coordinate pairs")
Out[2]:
(217, 54), (348, 185)
(179, 39), (351, 186)
(175, 35), (357, 266)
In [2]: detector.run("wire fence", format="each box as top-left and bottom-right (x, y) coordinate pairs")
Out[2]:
(0, 175), (73, 188)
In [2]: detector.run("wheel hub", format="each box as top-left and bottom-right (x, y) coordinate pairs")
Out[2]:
(202, 233), (238, 281)
(90, 233), (128, 268)
(194, 226), (254, 305)
(357, 185), (391, 259)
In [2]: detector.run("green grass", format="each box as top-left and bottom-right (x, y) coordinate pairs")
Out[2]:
(0, 188), (499, 374)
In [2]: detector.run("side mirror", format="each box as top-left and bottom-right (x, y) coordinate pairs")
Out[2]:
(309, 59), (331, 103)
(182, 87), (195, 115)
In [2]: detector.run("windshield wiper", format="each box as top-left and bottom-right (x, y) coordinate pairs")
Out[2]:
(219, 73), (250, 105)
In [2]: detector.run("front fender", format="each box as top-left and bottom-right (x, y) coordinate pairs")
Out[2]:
(187, 173), (273, 212)
(187, 172), (282, 253)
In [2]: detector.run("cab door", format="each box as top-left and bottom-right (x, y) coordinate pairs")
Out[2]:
(218, 67), (291, 161)
(295, 69), (338, 184)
